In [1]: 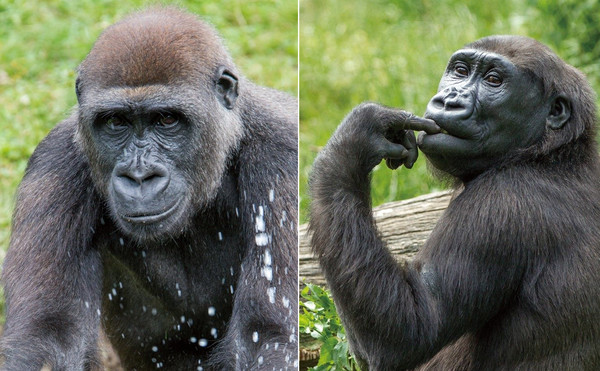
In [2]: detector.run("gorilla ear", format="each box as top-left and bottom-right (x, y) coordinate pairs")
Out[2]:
(546, 95), (571, 130)
(75, 77), (82, 102)
(215, 67), (238, 110)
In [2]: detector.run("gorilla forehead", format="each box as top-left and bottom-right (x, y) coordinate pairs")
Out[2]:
(465, 35), (575, 94)
(78, 7), (233, 88)
(465, 35), (555, 62)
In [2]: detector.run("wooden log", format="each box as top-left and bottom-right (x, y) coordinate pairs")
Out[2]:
(299, 190), (452, 287)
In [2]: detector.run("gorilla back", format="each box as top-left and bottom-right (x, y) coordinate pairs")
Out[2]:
(1, 8), (298, 371)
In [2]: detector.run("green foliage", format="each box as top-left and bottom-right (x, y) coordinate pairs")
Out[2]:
(300, 283), (361, 370)
(0, 0), (296, 323)
(527, 0), (600, 89)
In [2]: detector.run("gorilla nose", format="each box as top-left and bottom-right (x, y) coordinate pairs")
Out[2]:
(113, 165), (170, 199)
(426, 90), (473, 119)
(444, 99), (465, 111)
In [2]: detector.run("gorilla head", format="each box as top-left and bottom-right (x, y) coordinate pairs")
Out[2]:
(419, 35), (595, 180)
(75, 9), (243, 240)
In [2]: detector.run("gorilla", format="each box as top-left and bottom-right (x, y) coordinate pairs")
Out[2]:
(1, 8), (298, 371)
(309, 35), (600, 370)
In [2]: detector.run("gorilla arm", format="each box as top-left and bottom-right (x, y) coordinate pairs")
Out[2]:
(209, 87), (299, 370)
(1, 118), (103, 370)
(309, 103), (530, 369)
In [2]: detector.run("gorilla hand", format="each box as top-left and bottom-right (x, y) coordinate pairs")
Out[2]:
(328, 102), (440, 173)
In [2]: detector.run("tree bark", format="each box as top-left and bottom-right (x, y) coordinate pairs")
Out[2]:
(299, 191), (452, 287)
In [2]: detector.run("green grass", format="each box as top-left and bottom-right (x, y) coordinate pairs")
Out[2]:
(299, 0), (600, 222)
(0, 0), (297, 319)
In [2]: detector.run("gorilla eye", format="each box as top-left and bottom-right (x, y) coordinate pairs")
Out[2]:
(454, 64), (469, 77)
(484, 73), (502, 87)
(157, 113), (179, 128)
(106, 115), (127, 130)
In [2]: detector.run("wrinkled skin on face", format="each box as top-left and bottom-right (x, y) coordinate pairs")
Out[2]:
(89, 108), (191, 236)
(76, 66), (242, 242)
(419, 49), (570, 180)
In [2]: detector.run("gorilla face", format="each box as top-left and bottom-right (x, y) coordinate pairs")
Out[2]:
(75, 85), (199, 241)
(76, 68), (242, 241)
(418, 49), (569, 179)
(94, 105), (191, 239)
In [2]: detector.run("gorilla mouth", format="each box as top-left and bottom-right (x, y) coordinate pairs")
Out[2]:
(424, 119), (472, 139)
(122, 199), (181, 225)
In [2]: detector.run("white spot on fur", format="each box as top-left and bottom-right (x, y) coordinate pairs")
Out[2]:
(267, 287), (276, 304)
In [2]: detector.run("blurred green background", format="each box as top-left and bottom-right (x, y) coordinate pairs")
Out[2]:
(0, 0), (297, 321)
(300, 0), (600, 222)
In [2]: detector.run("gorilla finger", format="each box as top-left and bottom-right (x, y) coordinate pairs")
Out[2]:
(386, 158), (403, 170)
(384, 127), (406, 144)
(382, 141), (408, 160)
(401, 130), (417, 150)
(401, 131), (418, 168)
(405, 115), (441, 134)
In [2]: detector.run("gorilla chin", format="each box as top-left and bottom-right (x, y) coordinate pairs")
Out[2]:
(114, 198), (189, 240)
(109, 182), (191, 240)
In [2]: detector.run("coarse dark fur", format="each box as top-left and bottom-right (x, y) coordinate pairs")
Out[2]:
(309, 36), (600, 370)
(1, 8), (298, 371)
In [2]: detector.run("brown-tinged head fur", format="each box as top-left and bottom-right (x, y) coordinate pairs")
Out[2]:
(77, 7), (235, 92)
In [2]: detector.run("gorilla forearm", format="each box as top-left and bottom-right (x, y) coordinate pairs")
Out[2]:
(309, 108), (445, 368)
(308, 102), (544, 369)
(2, 122), (103, 369)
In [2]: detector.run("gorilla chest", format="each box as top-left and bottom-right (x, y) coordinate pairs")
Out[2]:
(98, 226), (244, 350)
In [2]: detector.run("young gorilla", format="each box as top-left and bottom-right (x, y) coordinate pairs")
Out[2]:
(1, 8), (298, 371)
(310, 35), (600, 370)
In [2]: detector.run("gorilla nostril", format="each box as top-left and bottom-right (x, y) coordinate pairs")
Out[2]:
(115, 167), (169, 194)
(431, 96), (445, 109)
(144, 174), (161, 183)
(119, 174), (140, 188)
(445, 100), (465, 111)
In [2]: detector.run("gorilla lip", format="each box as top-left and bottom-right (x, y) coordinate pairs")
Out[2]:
(122, 199), (181, 225)
(423, 117), (466, 138)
